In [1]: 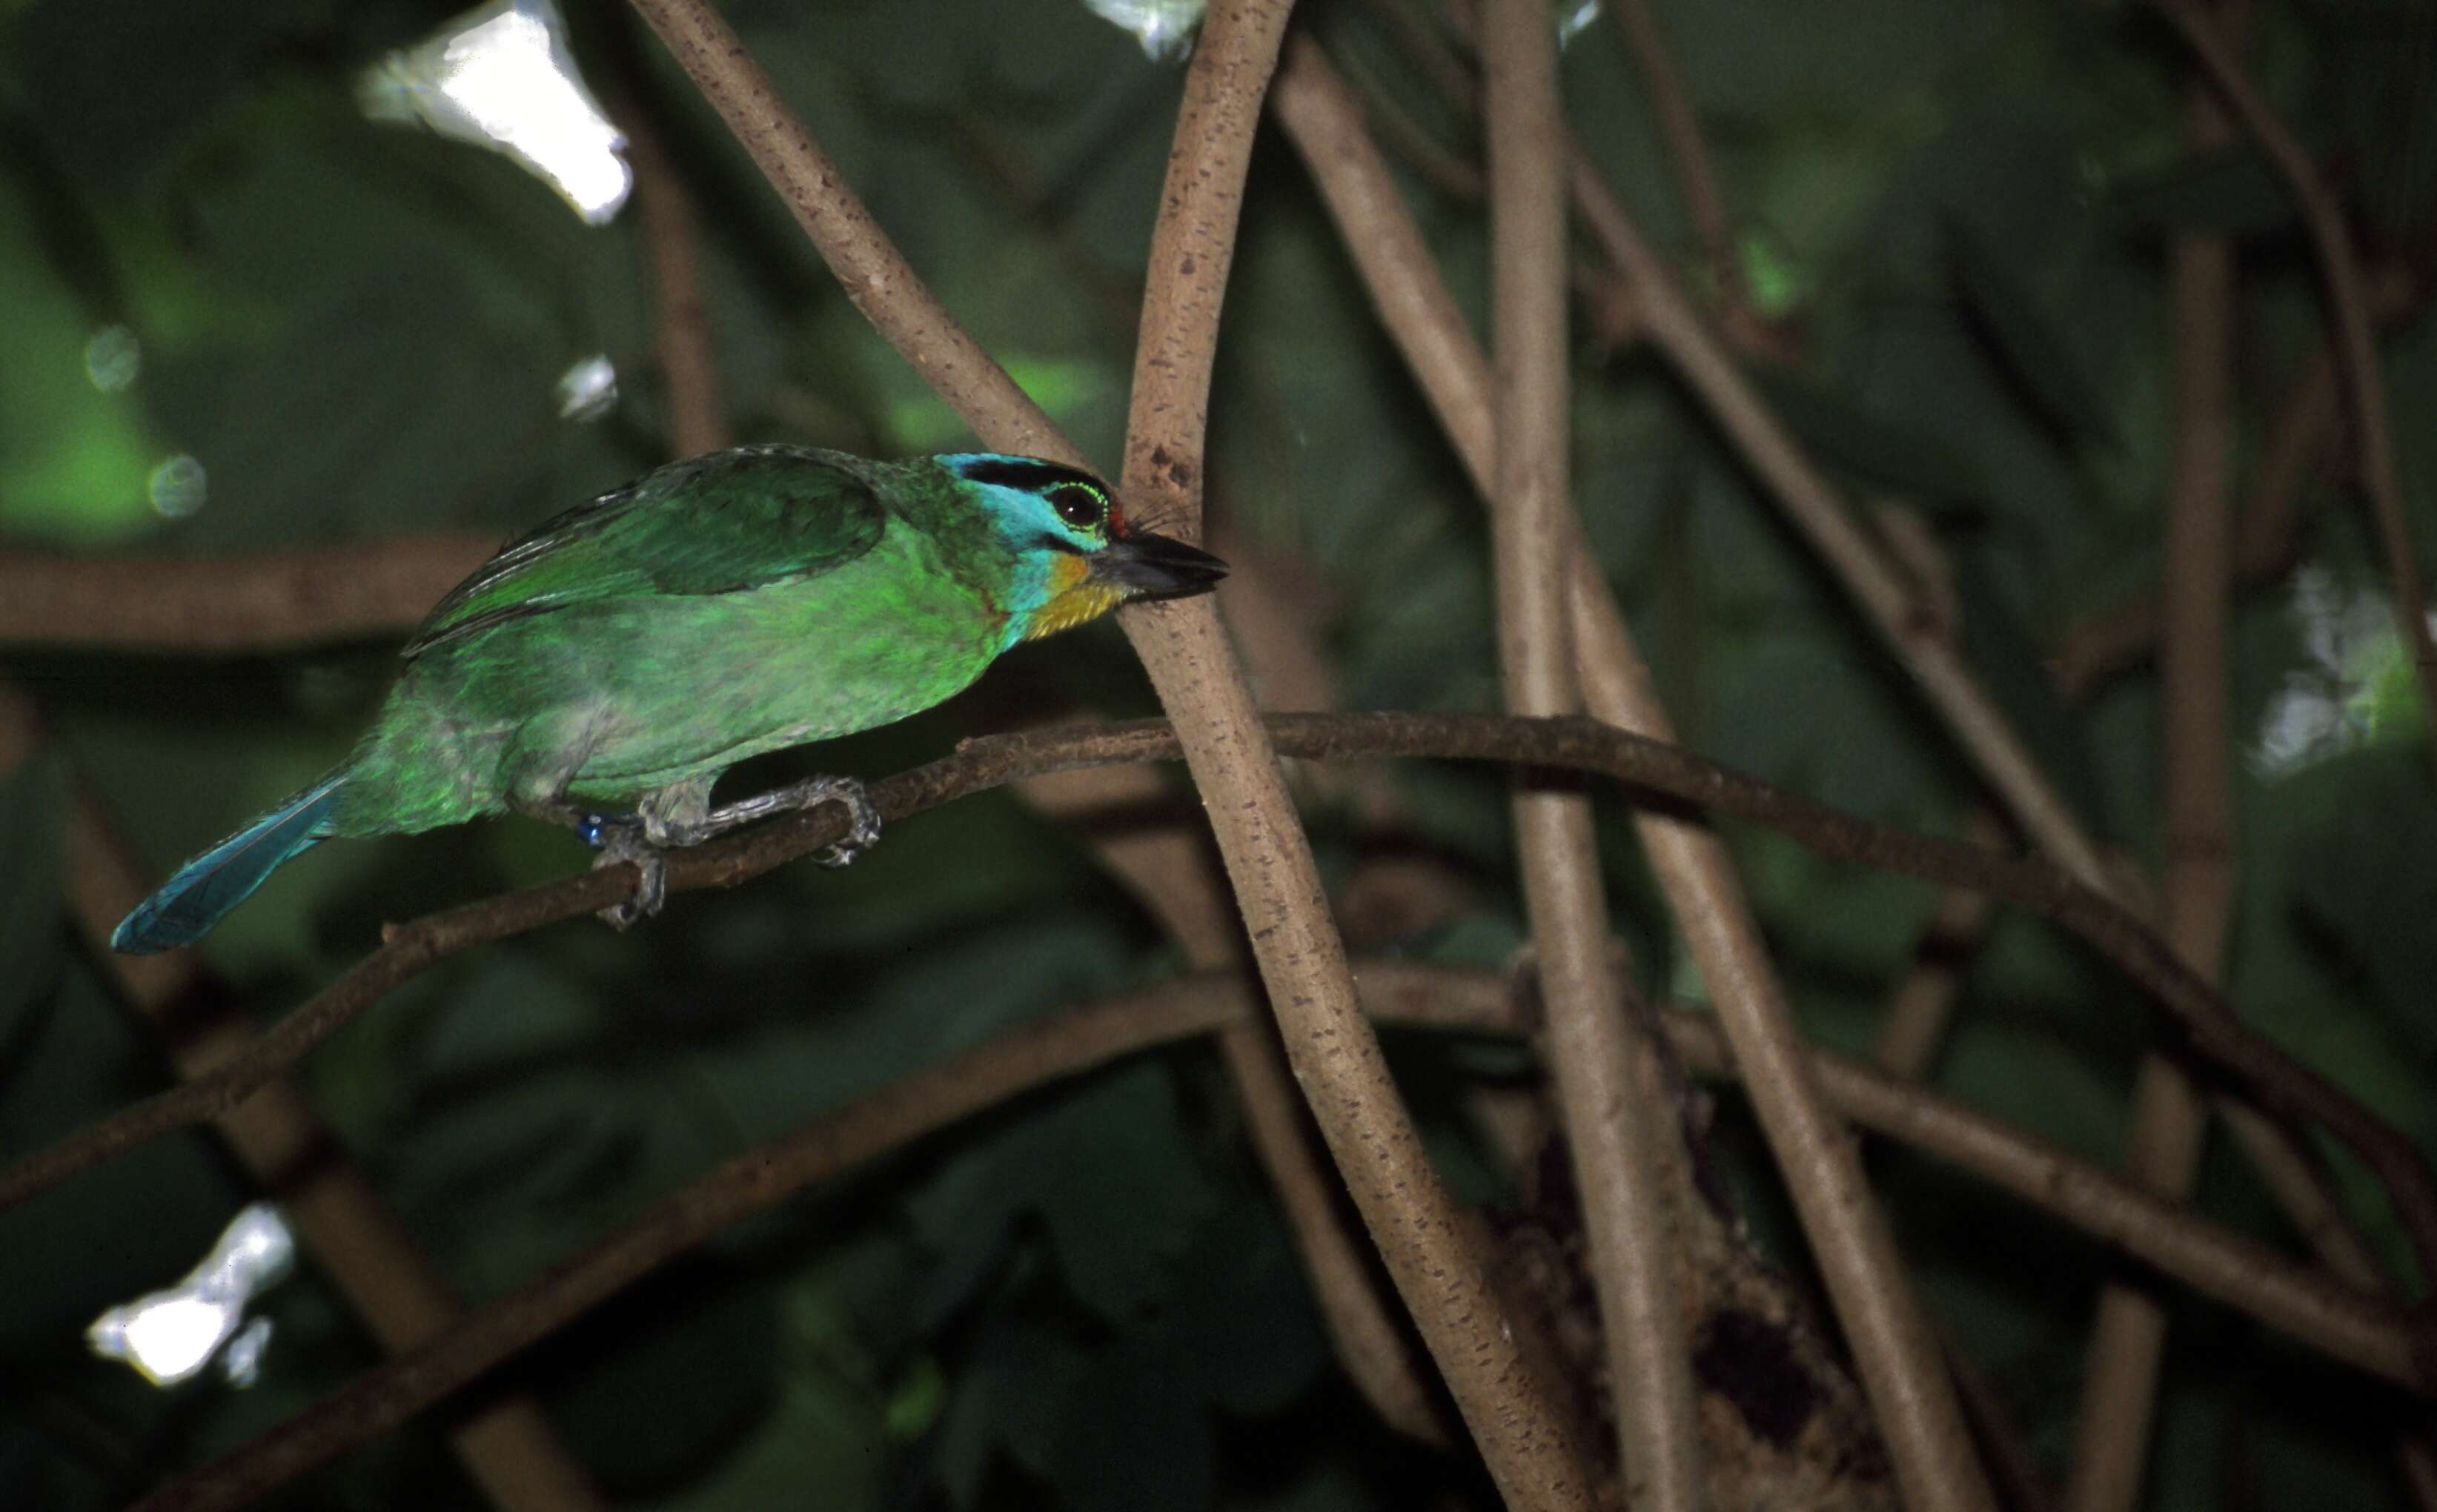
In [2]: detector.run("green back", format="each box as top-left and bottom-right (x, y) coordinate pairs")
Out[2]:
(405, 446), (888, 658)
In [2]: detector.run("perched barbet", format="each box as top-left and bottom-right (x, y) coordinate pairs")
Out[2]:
(113, 446), (1226, 952)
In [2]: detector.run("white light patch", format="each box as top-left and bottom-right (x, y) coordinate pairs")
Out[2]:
(87, 1204), (294, 1388)
(557, 353), (619, 422)
(359, 0), (631, 225)
(147, 454), (208, 518)
(1557, 1), (1602, 47)
(2248, 566), (2433, 776)
(1078, 0), (1205, 60)
(84, 325), (142, 392)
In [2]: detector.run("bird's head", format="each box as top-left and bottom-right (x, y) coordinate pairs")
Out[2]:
(942, 454), (1229, 641)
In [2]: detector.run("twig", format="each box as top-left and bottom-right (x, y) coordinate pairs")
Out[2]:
(610, 26), (727, 456)
(1606, 0), (1736, 307)
(1483, 2), (1705, 1504)
(0, 537), (496, 651)
(1333, 39), (1485, 201)
(621, 0), (1069, 459)
(1276, 43), (1997, 1509)
(125, 963), (2427, 1511)
(2066, 83), (2240, 1507)
(2158, 0), (2437, 779)
(1567, 160), (2118, 895)
(621, 1), (1602, 1496)
(1874, 812), (2003, 1079)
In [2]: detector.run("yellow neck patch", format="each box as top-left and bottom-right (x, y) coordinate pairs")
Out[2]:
(1028, 570), (1130, 634)
(1023, 564), (1126, 640)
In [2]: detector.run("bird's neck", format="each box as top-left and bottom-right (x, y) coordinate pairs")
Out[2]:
(1010, 554), (1124, 642)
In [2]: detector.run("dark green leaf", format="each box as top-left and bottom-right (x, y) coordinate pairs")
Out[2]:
(1944, 213), (2123, 449)
(2107, 145), (2297, 236)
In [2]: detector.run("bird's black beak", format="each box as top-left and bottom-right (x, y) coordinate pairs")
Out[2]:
(1092, 529), (1230, 599)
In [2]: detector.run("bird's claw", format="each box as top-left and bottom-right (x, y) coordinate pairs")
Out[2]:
(812, 777), (882, 868)
(584, 814), (667, 929)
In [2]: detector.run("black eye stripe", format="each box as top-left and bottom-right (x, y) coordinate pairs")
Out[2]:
(1031, 531), (1087, 555)
(953, 458), (1110, 494)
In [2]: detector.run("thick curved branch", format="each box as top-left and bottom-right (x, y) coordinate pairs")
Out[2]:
(127, 963), (2424, 1511)
(1483, 2), (1705, 1503)
(1114, 1), (1599, 1499)
(15, 712), (2433, 1305)
(620, 1), (1599, 1496)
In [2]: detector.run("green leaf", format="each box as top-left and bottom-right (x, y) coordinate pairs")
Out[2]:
(1049, 1334), (1216, 1512)
(1944, 213), (2122, 448)
(1745, 368), (1989, 504)
(906, 1058), (1216, 1323)
(929, 1319), (1088, 1507)
(2107, 144), (2297, 236)
(546, 1261), (782, 1496)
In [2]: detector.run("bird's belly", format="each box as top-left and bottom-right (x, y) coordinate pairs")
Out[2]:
(557, 570), (1004, 794)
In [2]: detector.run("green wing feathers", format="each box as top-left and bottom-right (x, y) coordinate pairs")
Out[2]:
(407, 446), (889, 656)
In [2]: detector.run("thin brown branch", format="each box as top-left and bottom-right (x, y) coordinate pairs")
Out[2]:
(1019, 765), (1450, 1445)
(616, 64), (727, 455)
(1606, 0), (1735, 305)
(1278, 42), (1995, 1509)
(0, 689), (604, 1512)
(2159, 0), (2437, 779)
(1568, 159), (2117, 896)
(2067, 77), (2240, 1506)
(1873, 811), (2003, 1080)
(1334, 39), (1485, 201)
(0, 537), (496, 652)
(621, 0), (1070, 460)
(620, 0), (1602, 1496)
(126, 963), (2426, 1511)
(1677, 1003), (2422, 1390)
(1485, 1), (1705, 1503)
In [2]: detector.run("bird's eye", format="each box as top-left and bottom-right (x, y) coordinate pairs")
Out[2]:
(1047, 484), (1105, 531)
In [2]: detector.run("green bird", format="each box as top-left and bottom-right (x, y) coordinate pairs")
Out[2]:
(112, 446), (1225, 953)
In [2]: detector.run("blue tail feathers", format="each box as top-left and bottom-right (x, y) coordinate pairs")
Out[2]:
(111, 772), (348, 954)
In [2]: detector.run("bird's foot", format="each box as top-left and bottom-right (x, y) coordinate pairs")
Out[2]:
(582, 813), (667, 929)
(644, 775), (881, 868)
(803, 777), (881, 868)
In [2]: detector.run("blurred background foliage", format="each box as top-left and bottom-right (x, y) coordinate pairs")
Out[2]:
(1, 0), (2434, 1506)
